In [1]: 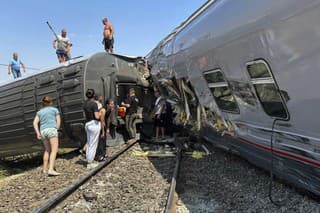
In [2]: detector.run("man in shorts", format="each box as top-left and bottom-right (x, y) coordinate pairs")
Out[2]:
(53, 29), (72, 63)
(102, 18), (114, 53)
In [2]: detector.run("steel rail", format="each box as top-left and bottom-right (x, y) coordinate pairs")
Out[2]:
(33, 140), (137, 213)
(164, 147), (182, 213)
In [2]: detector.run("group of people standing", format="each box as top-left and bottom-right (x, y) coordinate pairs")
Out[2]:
(83, 87), (139, 169)
(32, 88), (172, 175)
(7, 17), (114, 79)
(83, 89), (115, 168)
(32, 90), (115, 175)
(52, 17), (114, 64)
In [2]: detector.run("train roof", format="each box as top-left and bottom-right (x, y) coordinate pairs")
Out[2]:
(0, 52), (145, 87)
(146, 0), (216, 58)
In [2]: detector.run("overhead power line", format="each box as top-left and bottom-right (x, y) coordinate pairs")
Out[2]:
(0, 63), (40, 71)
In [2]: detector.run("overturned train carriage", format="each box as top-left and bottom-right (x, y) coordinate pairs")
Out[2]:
(147, 0), (320, 196)
(0, 52), (151, 157)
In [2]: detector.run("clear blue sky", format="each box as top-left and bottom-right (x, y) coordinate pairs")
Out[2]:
(0, 0), (206, 81)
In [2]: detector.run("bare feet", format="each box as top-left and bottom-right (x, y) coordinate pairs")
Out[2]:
(48, 170), (61, 176)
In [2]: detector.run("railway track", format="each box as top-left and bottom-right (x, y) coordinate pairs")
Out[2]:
(33, 140), (138, 213)
(1, 136), (318, 212)
(41, 139), (180, 212)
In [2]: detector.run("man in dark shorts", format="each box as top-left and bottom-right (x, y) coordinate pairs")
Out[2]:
(53, 29), (72, 63)
(102, 18), (114, 53)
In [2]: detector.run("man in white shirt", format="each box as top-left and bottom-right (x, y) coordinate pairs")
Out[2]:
(52, 29), (72, 63)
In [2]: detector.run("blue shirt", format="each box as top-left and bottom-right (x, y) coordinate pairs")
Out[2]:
(9, 59), (22, 72)
(36, 107), (60, 131)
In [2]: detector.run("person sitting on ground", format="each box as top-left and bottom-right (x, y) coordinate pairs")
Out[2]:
(153, 90), (166, 140)
(83, 89), (101, 169)
(95, 99), (115, 161)
(8, 52), (26, 79)
(33, 96), (61, 176)
(53, 29), (72, 63)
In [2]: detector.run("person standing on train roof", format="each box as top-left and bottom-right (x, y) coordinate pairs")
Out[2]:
(83, 89), (101, 169)
(102, 17), (114, 53)
(53, 29), (72, 63)
(33, 96), (61, 176)
(8, 52), (26, 79)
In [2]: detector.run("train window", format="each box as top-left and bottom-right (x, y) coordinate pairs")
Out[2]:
(204, 69), (239, 113)
(203, 70), (225, 83)
(246, 60), (288, 119)
(247, 62), (271, 78)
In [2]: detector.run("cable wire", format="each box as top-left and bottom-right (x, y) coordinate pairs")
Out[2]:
(0, 63), (40, 71)
(269, 118), (287, 206)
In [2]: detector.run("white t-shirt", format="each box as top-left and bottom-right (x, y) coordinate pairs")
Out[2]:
(56, 35), (71, 52)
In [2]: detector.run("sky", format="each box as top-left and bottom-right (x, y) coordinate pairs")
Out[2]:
(0, 0), (207, 82)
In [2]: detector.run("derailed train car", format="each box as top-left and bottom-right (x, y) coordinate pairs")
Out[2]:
(0, 52), (151, 157)
(148, 0), (320, 196)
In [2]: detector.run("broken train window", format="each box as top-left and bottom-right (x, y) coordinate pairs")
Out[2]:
(246, 60), (288, 119)
(203, 69), (239, 113)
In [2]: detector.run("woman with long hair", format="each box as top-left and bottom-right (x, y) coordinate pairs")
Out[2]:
(33, 96), (61, 176)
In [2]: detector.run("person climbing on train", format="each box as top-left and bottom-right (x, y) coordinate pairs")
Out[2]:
(95, 99), (115, 161)
(122, 88), (139, 142)
(33, 96), (61, 176)
(102, 17), (114, 53)
(8, 52), (26, 79)
(83, 89), (101, 169)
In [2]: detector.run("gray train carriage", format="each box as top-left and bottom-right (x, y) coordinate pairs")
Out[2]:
(0, 52), (150, 157)
(147, 0), (320, 196)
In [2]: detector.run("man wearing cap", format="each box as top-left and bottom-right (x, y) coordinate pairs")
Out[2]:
(53, 29), (72, 63)
(102, 18), (114, 53)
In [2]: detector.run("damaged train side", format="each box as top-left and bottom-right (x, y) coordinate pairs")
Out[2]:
(147, 0), (320, 196)
(0, 52), (151, 157)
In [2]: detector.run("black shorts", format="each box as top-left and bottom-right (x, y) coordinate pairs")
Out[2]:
(56, 49), (67, 58)
(104, 37), (114, 50)
(154, 114), (165, 127)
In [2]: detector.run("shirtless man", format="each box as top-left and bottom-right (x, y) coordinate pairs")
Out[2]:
(102, 18), (114, 53)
